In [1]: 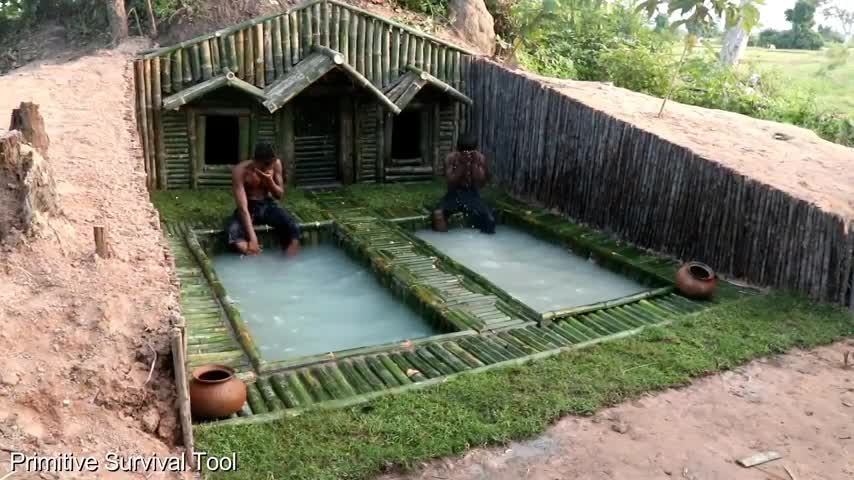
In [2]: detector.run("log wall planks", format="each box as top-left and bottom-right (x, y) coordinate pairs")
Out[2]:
(465, 58), (854, 309)
(134, 0), (471, 191)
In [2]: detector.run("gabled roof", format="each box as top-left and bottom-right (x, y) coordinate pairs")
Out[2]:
(384, 66), (473, 110)
(137, 0), (474, 113)
(263, 46), (400, 114)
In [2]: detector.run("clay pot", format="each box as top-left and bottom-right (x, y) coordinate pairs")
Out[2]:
(675, 262), (717, 300)
(188, 365), (247, 419)
(432, 209), (448, 232)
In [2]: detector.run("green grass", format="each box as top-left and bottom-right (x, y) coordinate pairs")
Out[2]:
(740, 47), (854, 115)
(195, 292), (853, 480)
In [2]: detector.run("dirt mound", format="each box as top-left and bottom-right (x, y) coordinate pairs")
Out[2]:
(155, 0), (481, 53)
(0, 39), (184, 477)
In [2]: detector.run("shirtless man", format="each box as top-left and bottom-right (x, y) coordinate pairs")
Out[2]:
(432, 133), (495, 234)
(226, 142), (300, 256)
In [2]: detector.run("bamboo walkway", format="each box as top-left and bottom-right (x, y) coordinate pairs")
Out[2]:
(166, 223), (252, 372)
(166, 192), (754, 426)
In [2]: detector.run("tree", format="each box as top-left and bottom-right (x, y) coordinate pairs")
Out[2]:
(824, 5), (854, 39)
(720, 0), (757, 66)
(654, 13), (669, 32)
(106, 0), (128, 44)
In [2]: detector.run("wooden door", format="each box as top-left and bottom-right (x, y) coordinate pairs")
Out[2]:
(293, 97), (340, 186)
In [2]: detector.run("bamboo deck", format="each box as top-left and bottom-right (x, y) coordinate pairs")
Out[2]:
(167, 193), (755, 427)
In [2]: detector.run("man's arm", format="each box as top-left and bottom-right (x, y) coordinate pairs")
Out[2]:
(231, 162), (256, 245)
(472, 153), (489, 188)
(444, 153), (464, 189)
(267, 159), (284, 200)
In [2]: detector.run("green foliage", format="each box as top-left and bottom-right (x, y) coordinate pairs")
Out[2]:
(397, 0), (448, 18)
(818, 24), (845, 44)
(194, 291), (853, 479)
(637, 0), (763, 33)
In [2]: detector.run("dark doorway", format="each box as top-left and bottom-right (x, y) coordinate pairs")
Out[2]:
(205, 115), (240, 165)
(391, 110), (422, 160)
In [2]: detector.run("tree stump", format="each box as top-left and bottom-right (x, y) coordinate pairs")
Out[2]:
(0, 131), (61, 242)
(9, 102), (49, 158)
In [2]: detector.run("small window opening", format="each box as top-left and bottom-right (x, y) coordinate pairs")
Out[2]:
(391, 110), (422, 160)
(205, 115), (240, 165)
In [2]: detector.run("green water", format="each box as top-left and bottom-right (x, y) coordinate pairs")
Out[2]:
(212, 244), (439, 361)
(416, 225), (649, 312)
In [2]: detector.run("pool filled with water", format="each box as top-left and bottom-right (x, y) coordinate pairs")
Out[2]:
(415, 225), (649, 312)
(212, 244), (440, 361)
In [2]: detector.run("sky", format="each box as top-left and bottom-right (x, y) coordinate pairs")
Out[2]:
(752, 1), (841, 31)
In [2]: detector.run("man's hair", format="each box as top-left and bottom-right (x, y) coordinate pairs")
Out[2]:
(253, 142), (277, 165)
(456, 133), (478, 152)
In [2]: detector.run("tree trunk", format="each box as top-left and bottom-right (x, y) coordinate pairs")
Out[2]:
(9, 102), (50, 158)
(720, 0), (751, 66)
(107, 0), (129, 45)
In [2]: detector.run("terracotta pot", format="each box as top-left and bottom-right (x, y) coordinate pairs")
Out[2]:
(432, 209), (448, 232)
(675, 262), (717, 300)
(189, 365), (247, 419)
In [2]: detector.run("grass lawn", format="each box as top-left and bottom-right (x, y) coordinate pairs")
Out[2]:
(740, 47), (854, 116)
(194, 292), (853, 480)
(155, 184), (854, 480)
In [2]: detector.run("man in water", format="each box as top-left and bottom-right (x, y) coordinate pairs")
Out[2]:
(432, 133), (496, 234)
(226, 142), (300, 256)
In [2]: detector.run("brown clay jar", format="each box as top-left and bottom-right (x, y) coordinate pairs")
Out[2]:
(189, 365), (247, 419)
(432, 209), (448, 232)
(674, 262), (717, 300)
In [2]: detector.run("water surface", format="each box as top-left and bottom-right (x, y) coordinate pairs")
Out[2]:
(415, 226), (648, 312)
(213, 244), (439, 361)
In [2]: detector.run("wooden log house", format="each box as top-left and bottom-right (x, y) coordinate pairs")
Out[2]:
(134, 0), (475, 190)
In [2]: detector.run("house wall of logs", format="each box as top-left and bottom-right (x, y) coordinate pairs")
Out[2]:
(464, 58), (854, 310)
(134, 0), (473, 190)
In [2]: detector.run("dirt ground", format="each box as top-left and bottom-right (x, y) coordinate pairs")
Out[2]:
(0, 39), (185, 478)
(517, 68), (854, 222)
(379, 341), (854, 480)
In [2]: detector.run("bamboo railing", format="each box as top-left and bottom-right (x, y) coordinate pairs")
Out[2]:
(465, 58), (854, 309)
(133, 0), (472, 191)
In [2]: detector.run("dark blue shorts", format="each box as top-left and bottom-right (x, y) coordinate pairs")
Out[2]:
(225, 198), (301, 245)
(437, 189), (496, 234)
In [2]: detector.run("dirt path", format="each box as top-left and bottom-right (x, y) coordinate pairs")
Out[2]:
(0, 40), (184, 478)
(380, 341), (854, 480)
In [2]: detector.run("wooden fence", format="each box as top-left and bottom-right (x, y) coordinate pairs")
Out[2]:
(464, 58), (854, 309)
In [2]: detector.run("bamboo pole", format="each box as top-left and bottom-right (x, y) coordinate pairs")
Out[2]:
(170, 51), (182, 92)
(151, 58), (166, 189)
(347, 11), (357, 66)
(290, 12), (300, 65)
(227, 34), (239, 73)
(244, 27), (255, 86)
(133, 61), (152, 186)
(143, 59), (157, 190)
(210, 38), (221, 75)
(254, 23), (265, 87)
(414, 37), (423, 69)
(217, 35), (228, 73)
(356, 15), (366, 73)
(225, 71), (267, 101)
(437, 47), (446, 82)
(236, 30), (245, 78)
(171, 328), (196, 471)
(424, 42), (432, 76)
(159, 56), (171, 95)
(181, 49), (192, 84)
(313, 2), (322, 46)
(264, 20), (275, 84)
(187, 108), (198, 189)
(162, 75), (228, 110)
(372, 21), (382, 86)
(331, 5), (340, 52)
(302, 7), (312, 59)
(338, 63), (401, 114)
(200, 40), (213, 80)
(282, 16), (292, 72)
(272, 18), (283, 78)
(321, 0), (330, 47)
(339, 8), (350, 64)
(382, 25), (390, 87)
(390, 28), (400, 80)
(190, 44), (201, 81)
